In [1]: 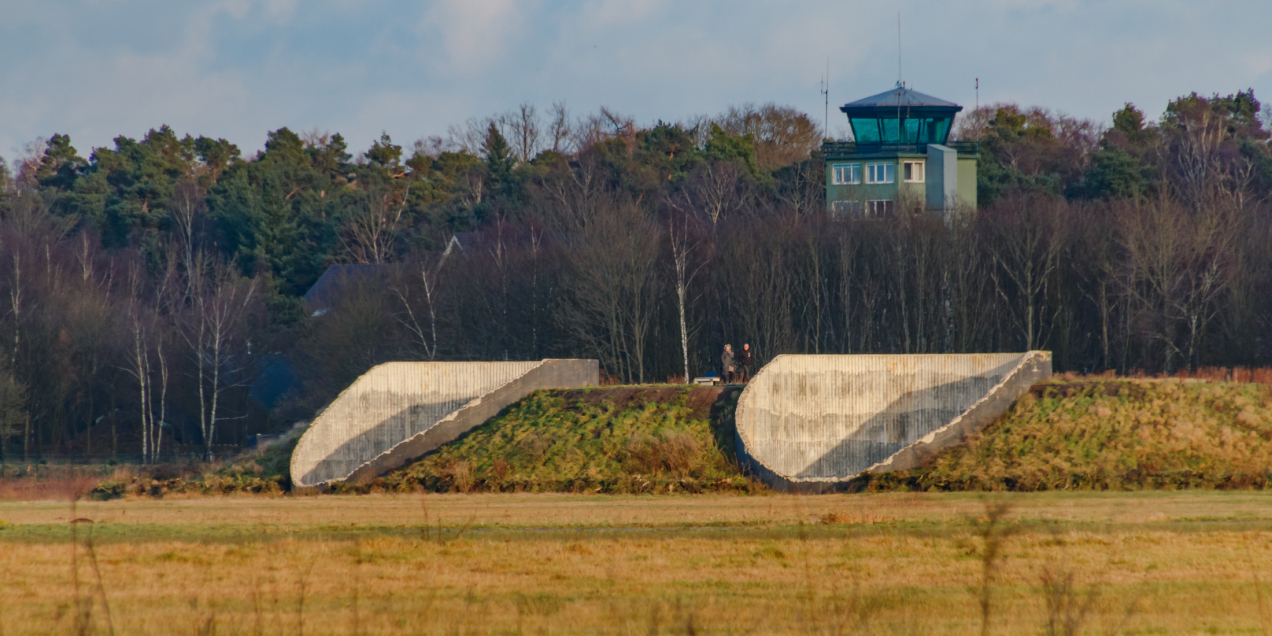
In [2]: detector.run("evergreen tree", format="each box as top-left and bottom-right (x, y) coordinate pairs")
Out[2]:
(366, 132), (403, 172)
(482, 122), (514, 194)
(35, 133), (86, 190)
(704, 124), (759, 177)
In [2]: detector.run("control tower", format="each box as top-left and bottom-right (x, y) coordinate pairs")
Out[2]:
(824, 83), (978, 216)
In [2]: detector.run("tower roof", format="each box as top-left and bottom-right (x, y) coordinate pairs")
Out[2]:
(842, 85), (960, 109)
(838, 84), (963, 146)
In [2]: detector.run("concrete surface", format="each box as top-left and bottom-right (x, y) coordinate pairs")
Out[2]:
(291, 359), (598, 488)
(734, 352), (1051, 491)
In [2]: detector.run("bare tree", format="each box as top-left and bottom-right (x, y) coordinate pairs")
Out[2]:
(300, 128), (332, 149)
(573, 107), (637, 153)
(184, 257), (259, 460)
(446, 117), (496, 156)
(1069, 203), (1124, 370)
(455, 167), (485, 210)
(339, 186), (408, 264)
(171, 178), (206, 297)
(393, 242), (458, 361)
(561, 199), (660, 382)
(986, 195), (1064, 350)
(547, 101), (573, 154)
(945, 214), (994, 353)
(667, 210), (707, 382)
(774, 159), (824, 216)
(676, 160), (749, 226)
(412, 136), (451, 159)
(539, 153), (606, 233)
(7, 251), (29, 458)
(1119, 196), (1237, 371)
(505, 103), (543, 163)
(123, 264), (170, 464)
(717, 220), (799, 364)
(14, 137), (48, 192)
(0, 357), (26, 463)
(676, 114), (710, 150)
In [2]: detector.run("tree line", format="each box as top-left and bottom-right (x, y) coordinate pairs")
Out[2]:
(0, 93), (1269, 461)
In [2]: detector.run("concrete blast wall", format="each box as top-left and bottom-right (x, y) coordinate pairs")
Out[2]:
(291, 359), (598, 488)
(734, 352), (1051, 491)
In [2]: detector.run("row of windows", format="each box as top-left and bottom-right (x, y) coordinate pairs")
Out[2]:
(830, 199), (895, 218)
(831, 161), (925, 185)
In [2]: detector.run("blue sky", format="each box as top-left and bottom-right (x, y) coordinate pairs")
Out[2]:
(2, 0), (1270, 162)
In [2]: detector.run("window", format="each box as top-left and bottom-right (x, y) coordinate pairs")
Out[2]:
(903, 161), (925, 183)
(831, 200), (863, 216)
(865, 200), (894, 217)
(831, 163), (861, 185)
(832, 199), (892, 219)
(866, 163), (894, 184)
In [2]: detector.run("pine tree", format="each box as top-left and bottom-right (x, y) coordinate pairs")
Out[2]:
(482, 122), (515, 195)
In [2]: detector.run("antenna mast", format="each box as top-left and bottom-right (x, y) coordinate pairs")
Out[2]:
(975, 77), (979, 111)
(821, 58), (830, 140)
(896, 12), (903, 136)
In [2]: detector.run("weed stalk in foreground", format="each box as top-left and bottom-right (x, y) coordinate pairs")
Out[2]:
(1248, 540), (1270, 636)
(1040, 557), (1097, 636)
(296, 560), (314, 636)
(69, 489), (115, 636)
(973, 501), (1014, 636)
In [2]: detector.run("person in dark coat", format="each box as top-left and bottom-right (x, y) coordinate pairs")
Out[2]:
(721, 344), (735, 384)
(740, 343), (753, 382)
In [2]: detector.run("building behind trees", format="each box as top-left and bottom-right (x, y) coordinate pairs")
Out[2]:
(0, 89), (1269, 460)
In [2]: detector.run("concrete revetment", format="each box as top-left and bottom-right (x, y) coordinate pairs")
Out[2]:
(290, 359), (598, 488)
(734, 352), (1051, 491)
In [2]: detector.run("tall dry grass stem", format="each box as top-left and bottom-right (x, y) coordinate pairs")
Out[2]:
(970, 501), (1014, 636)
(68, 487), (114, 636)
(83, 524), (115, 636)
(1248, 539), (1269, 636)
(1040, 557), (1098, 636)
(250, 573), (263, 636)
(351, 538), (363, 636)
(296, 559), (314, 636)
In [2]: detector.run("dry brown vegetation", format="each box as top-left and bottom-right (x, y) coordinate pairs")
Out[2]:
(366, 387), (756, 495)
(2, 492), (1272, 635)
(860, 377), (1272, 492)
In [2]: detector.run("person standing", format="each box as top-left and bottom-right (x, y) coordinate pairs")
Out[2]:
(740, 343), (754, 382)
(721, 344), (735, 384)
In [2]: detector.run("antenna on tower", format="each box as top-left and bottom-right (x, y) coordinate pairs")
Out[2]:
(897, 11), (903, 85)
(975, 77), (979, 111)
(820, 58), (830, 140)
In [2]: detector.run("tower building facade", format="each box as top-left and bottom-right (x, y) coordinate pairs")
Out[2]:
(824, 84), (978, 216)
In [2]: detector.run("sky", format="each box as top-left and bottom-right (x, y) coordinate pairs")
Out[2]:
(2, 0), (1270, 164)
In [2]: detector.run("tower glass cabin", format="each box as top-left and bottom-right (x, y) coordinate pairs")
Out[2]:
(824, 84), (978, 217)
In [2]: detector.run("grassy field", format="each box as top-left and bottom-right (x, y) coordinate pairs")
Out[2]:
(2, 491), (1272, 635)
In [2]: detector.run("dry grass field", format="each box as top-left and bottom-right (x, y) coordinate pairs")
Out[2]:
(1, 492), (1271, 635)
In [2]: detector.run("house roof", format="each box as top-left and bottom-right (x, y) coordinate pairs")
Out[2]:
(302, 264), (387, 314)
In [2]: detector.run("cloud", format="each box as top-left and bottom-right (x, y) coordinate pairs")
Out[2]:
(214, 0), (297, 23)
(417, 0), (526, 76)
(578, 0), (667, 28)
(0, 1), (1268, 164)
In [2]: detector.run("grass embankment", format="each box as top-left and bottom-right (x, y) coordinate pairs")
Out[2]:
(358, 386), (756, 494)
(22, 376), (1272, 500)
(862, 377), (1272, 492)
